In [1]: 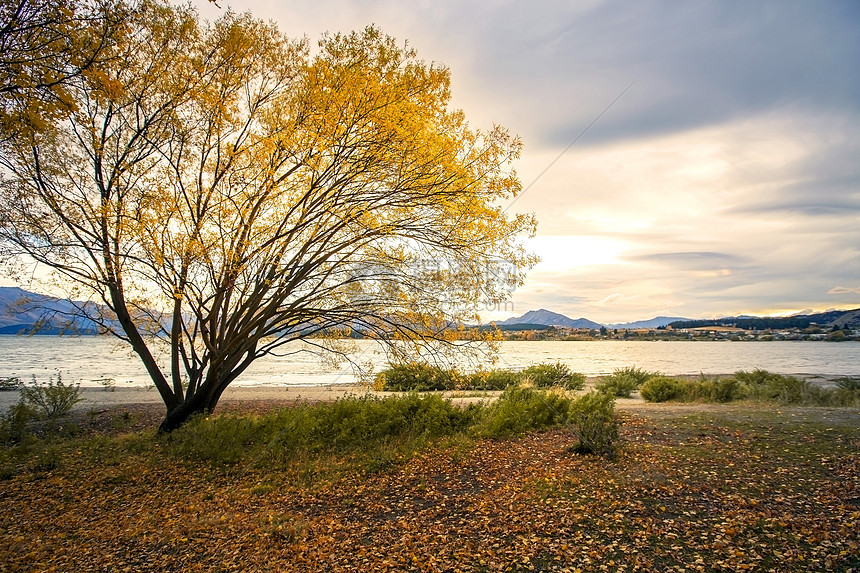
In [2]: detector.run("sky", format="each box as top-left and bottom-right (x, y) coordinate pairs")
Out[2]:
(9, 0), (860, 324)
(212, 0), (859, 324)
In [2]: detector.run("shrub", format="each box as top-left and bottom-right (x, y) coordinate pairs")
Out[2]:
(476, 385), (571, 438)
(375, 363), (455, 391)
(731, 368), (780, 389)
(773, 376), (815, 405)
(835, 377), (860, 391)
(595, 375), (636, 398)
(595, 366), (654, 397)
(0, 401), (37, 444)
(732, 370), (813, 405)
(462, 369), (522, 390)
(637, 370), (860, 407)
(568, 391), (620, 456)
(826, 388), (860, 407)
(19, 374), (82, 419)
(376, 362), (587, 392)
(708, 376), (745, 403)
(521, 362), (585, 390)
(618, 366), (654, 385)
(639, 376), (683, 402)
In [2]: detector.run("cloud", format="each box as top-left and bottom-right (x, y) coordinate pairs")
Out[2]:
(182, 0), (860, 321)
(828, 286), (860, 295)
(455, 0), (860, 149)
(624, 252), (744, 271)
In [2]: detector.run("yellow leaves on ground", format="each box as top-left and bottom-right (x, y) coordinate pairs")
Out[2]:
(1, 405), (859, 571)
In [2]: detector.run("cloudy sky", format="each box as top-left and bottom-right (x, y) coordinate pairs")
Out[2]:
(198, 0), (860, 323)
(9, 0), (852, 324)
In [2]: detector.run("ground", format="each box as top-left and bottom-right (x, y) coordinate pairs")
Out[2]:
(0, 397), (858, 572)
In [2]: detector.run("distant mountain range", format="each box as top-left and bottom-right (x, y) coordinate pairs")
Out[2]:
(493, 307), (860, 330)
(2, 286), (858, 335)
(493, 309), (685, 330)
(604, 317), (692, 330)
(670, 309), (860, 331)
(0, 287), (101, 334)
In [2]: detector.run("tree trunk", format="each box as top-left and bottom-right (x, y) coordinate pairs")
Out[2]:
(157, 355), (255, 432)
(157, 388), (219, 432)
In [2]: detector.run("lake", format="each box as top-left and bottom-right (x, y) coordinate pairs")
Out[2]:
(1, 336), (858, 387)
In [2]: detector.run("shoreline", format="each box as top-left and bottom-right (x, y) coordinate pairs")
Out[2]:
(0, 372), (852, 413)
(0, 384), (374, 412)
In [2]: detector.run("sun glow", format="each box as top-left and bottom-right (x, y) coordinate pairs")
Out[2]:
(526, 235), (629, 272)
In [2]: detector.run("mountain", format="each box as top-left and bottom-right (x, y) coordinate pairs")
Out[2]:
(494, 306), (860, 332)
(670, 308), (860, 331)
(603, 316), (691, 330)
(494, 309), (602, 330)
(0, 287), (101, 334)
(829, 309), (860, 329)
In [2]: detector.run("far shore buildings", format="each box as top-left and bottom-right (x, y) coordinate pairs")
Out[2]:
(495, 324), (857, 341)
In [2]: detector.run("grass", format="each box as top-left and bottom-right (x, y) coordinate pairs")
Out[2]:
(0, 391), (858, 571)
(639, 369), (860, 407)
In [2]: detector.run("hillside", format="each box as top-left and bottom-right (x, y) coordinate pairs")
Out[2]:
(669, 309), (860, 331)
(603, 316), (690, 330)
(494, 309), (602, 330)
(0, 287), (101, 334)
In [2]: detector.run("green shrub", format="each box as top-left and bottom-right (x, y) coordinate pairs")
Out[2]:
(476, 385), (571, 438)
(376, 362), (587, 392)
(521, 362), (585, 390)
(708, 376), (745, 403)
(826, 388), (860, 407)
(731, 368), (780, 389)
(636, 375), (744, 404)
(618, 366), (654, 385)
(672, 379), (705, 402)
(20, 374), (82, 419)
(639, 376), (683, 402)
(835, 377), (860, 391)
(0, 401), (37, 444)
(595, 375), (636, 397)
(731, 370), (813, 405)
(567, 391), (620, 456)
(375, 363), (455, 391)
(595, 366), (654, 397)
(779, 377), (819, 405)
(462, 369), (522, 390)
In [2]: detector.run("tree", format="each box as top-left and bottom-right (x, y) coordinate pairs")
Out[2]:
(0, 0), (128, 140)
(0, 1), (536, 431)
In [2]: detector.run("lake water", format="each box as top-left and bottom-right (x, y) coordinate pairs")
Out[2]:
(1, 336), (858, 387)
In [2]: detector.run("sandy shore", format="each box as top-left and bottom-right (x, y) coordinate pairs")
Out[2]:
(0, 384), (376, 413)
(1, 374), (851, 415)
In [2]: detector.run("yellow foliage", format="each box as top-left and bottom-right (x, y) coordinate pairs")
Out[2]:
(0, 1), (536, 422)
